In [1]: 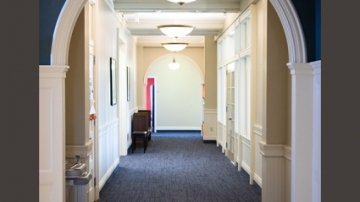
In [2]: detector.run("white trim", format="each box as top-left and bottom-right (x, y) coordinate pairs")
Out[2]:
(253, 124), (263, 136)
(269, 0), (307, 63)
(39, 65), (69, 202)
(156, 126), (202, 131)
(241, 137), (251, 148)
(204, 108), (217, 114)
(241, 161), (251, 174)
(39, 65), (69, 78)
(259, 141), (284, 157)
(284, 145), (291, 161)
(203, 136), (216, 141)
(254, 173), (262, 187)
(143, 53), (205, 84)
(311, 60), (321, 75)
(66, 141), (93, 158)
(99, 157), (119, 190)
(51, 0), (87, 65)
(311, 60), (321, 202)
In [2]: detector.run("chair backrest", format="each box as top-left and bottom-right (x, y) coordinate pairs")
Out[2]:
(132, 112), (149, 132)
(138, 110), (151, 128)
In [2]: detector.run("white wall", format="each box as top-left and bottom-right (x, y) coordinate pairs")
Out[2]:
(147, 54), (203, 130)
(95, 0), (120, 189)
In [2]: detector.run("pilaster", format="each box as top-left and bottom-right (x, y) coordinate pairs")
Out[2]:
(288, 62), (320, 202)
(39, 65), (69, 202)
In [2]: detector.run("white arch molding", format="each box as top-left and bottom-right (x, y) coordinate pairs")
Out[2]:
(51, 0), (88, 65)
(143, 53), (205, 84)
(42, 0), (320, 202)
(50, 0), (306, 66)
(144, 53), (204, 131)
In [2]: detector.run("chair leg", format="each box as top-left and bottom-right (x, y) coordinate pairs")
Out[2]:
(144, 136), (148, 153)
(132, 136), (136, 153)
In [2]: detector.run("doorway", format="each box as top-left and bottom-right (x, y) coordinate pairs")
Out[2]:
(146, 77), (156, 132)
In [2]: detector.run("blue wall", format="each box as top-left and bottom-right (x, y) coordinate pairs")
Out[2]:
(315, 0), (321, 60)
(291, 0), (321, 62)
(39, 0), (321, 64)
(39, 0), (66, 65)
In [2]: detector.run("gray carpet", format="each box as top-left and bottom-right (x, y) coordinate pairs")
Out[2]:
(99, 132), (261, 202)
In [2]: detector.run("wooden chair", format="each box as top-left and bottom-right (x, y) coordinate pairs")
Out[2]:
(131, 112), (150, 153)
(138, 110), (152, 140)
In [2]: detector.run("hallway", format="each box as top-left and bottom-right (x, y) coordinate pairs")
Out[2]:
(38, 1), (321, 201)
(99, 132), (261, 202)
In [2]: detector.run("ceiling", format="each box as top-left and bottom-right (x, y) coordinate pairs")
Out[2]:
(113, 0), (243, 47)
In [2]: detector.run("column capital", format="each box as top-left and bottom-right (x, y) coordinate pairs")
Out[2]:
(287, 62), (319, 76)
(39, 65), (70, 79)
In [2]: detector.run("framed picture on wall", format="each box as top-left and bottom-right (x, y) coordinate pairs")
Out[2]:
(110, 57), (117, 106)
(127, 66), (130, 101)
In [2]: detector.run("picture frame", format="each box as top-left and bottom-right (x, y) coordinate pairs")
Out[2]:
(110, 57), (117, 106)
(127, 66), (130, 101)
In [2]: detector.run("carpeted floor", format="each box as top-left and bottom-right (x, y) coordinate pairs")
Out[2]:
(99, 132), (261, 202)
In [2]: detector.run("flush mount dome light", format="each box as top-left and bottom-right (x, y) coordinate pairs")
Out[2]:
(167, 0), (196, 5)
(158, 25), (194, 38)
(162, 42), (188, 52)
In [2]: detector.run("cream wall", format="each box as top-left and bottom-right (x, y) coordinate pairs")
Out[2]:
(203, 35), (218, 140)
(137, 47), (205, 108)
(66, 8), (88, 145)
(265, 2), (289, 145)
(204, 36), (217, 109)
(146, 55), (203, 130)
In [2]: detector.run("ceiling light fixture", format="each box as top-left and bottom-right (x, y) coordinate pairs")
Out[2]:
(158, 25), (194, 38)
(168, 58), (180, 70)
(162, 42), (188, 52)
(167, 0), (196, 5)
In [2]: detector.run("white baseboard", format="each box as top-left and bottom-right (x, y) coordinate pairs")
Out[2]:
(254, 173), (262, 187)
(203, 136), (216, 141)
(99, 158), (119, 190)
(241, 161), (251, 174)
(156, 126), (202, 131)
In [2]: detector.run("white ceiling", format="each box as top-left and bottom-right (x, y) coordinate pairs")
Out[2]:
(114, 0), (242, 47)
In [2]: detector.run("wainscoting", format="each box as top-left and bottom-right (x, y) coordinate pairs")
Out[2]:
(202, 109), (217, 140)
(98, 119), (119, 189)
(260, 142), (292, 202)
(216, 122), (226, 153)
(218, 122), (264, 188)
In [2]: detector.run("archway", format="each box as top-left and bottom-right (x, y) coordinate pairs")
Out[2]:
(144, 54), (204, 131)
(41, 0), (319, 201)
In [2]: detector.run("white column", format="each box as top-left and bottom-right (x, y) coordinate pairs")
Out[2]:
(39, 65), (69, 202)
(311, 61), (321, 202)
(288, 62), (320, 202)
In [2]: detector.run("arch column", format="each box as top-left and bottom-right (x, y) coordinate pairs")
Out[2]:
(40, 0), (321, 201)
(288, 61), (321, 202)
